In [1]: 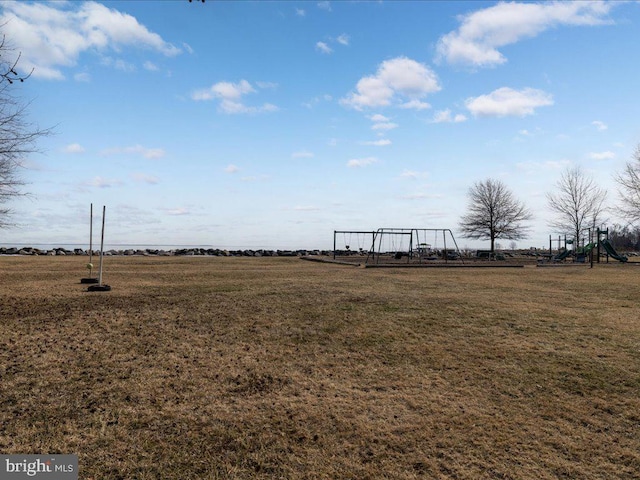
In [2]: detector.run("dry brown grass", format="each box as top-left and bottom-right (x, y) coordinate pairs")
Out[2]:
(1, 256), (639, 479)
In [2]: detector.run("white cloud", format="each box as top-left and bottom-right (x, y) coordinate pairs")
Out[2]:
(0, 1), (180, 79)
(211, 79), (255, 100)
(399, 99), (431, 111)
(131, 173), (159, 184)
(589, 151), (615, 160)
(436, 2), (614, 68)
(336, 34), (350, 46)
(368, 114), (398, 135)
(302, 94), (332, 109)
(316, 34), (349, 54)
(317, 2), (332, 12)
(100, 56), (135, 72)
(592, 120), (608, 131)
(139, 147), (165, 159)
(369, 114), (389, 123)
(465, 87), (553, 117)
(85, 176), (123, 188)
(63, 143), (85, 154)
(220, 101), (278, 115)
(295, 8), (306, 17)
(100, 144), (165, 159)
(74, 72), (91, 82)
(293, 205), (320, 211)
(431, 109), (468, 123)
(292, 150), (315, 159)
(361, 139), (392, 146)
(347, 157), (378, 168)
(192, 80), (277, 114)
(224, 164), (239, 173)
(143, 61), (159, 72)
(240, 174), (269, 182)
(341, 56), (441, 110)
(372, 122), (398, 131)
(182, 43), (194, 55)
(316, 41), (333, 54)
(256, 81), (278, 89)
(164, 207), (190, 216)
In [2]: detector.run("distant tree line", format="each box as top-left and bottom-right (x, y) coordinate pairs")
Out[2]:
(608, 224), (640, 251)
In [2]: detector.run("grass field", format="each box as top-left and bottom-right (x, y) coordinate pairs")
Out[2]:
(1, 256), (639, 479)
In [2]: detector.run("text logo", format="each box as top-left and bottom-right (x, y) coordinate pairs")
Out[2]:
(0, 455), (77, 480)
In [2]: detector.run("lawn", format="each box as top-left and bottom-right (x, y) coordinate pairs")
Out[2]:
(1, 256), (639, 479)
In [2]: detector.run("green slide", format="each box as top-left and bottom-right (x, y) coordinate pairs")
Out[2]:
(600, 239), (628, 262)
(553, 249), (572, 261)
(576, 242), (596, 255)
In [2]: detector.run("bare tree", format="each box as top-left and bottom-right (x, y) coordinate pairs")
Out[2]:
(546, 166), (607, 242)
(615, 145), (640, 223)
(0, 33), (47, 228)
(459, 178), (533, 253)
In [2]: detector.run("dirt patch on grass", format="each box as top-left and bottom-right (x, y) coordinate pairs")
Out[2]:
(1, 256), (639, 478)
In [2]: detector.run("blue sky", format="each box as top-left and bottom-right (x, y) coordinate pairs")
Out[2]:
(1, 0), (639, 250)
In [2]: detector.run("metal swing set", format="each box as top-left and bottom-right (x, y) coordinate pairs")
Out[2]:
(333, 228), (463, 265)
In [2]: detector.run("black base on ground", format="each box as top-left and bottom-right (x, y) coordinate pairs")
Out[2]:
(80, 277), (99, 284)
(87, 284), (111, 292)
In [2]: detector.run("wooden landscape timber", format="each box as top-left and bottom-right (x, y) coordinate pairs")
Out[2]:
(1, 256), (639, 479)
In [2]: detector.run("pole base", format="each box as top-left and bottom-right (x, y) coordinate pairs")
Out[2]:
(80, 278), (99, 284)
(87, 284), (111, 292)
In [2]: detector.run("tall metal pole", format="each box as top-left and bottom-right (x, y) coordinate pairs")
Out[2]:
(408, 230), (413, 263)
(443, 230), (448, 264)
(333, 230), (336, 260)
(98, 205), (106, 286)
(88, 203), (94, 276)
(589, 229), (593, 268)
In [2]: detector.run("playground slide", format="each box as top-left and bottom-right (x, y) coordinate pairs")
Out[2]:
(600, 239), (628, 263)
(553, 249), (572, 261)
(576, 242), (597, 255)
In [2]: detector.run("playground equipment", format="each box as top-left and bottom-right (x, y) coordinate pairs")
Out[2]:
(552, 248), (572, 262)
(546, 228), (628, 264)
(333, 230), (376, 258)
(600, 238), (628, 262)
(333, 228), (463, 265)
(587, 228), (628, 263)
(365, 228), (463, 265)
(574, 242), (597, 263)
(327, 228), (535, 268)
(548, 235), (574, 262)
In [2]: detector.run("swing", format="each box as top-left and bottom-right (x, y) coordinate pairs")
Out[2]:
(394, 233), (404, 260)
(357, 233), (369, 252)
